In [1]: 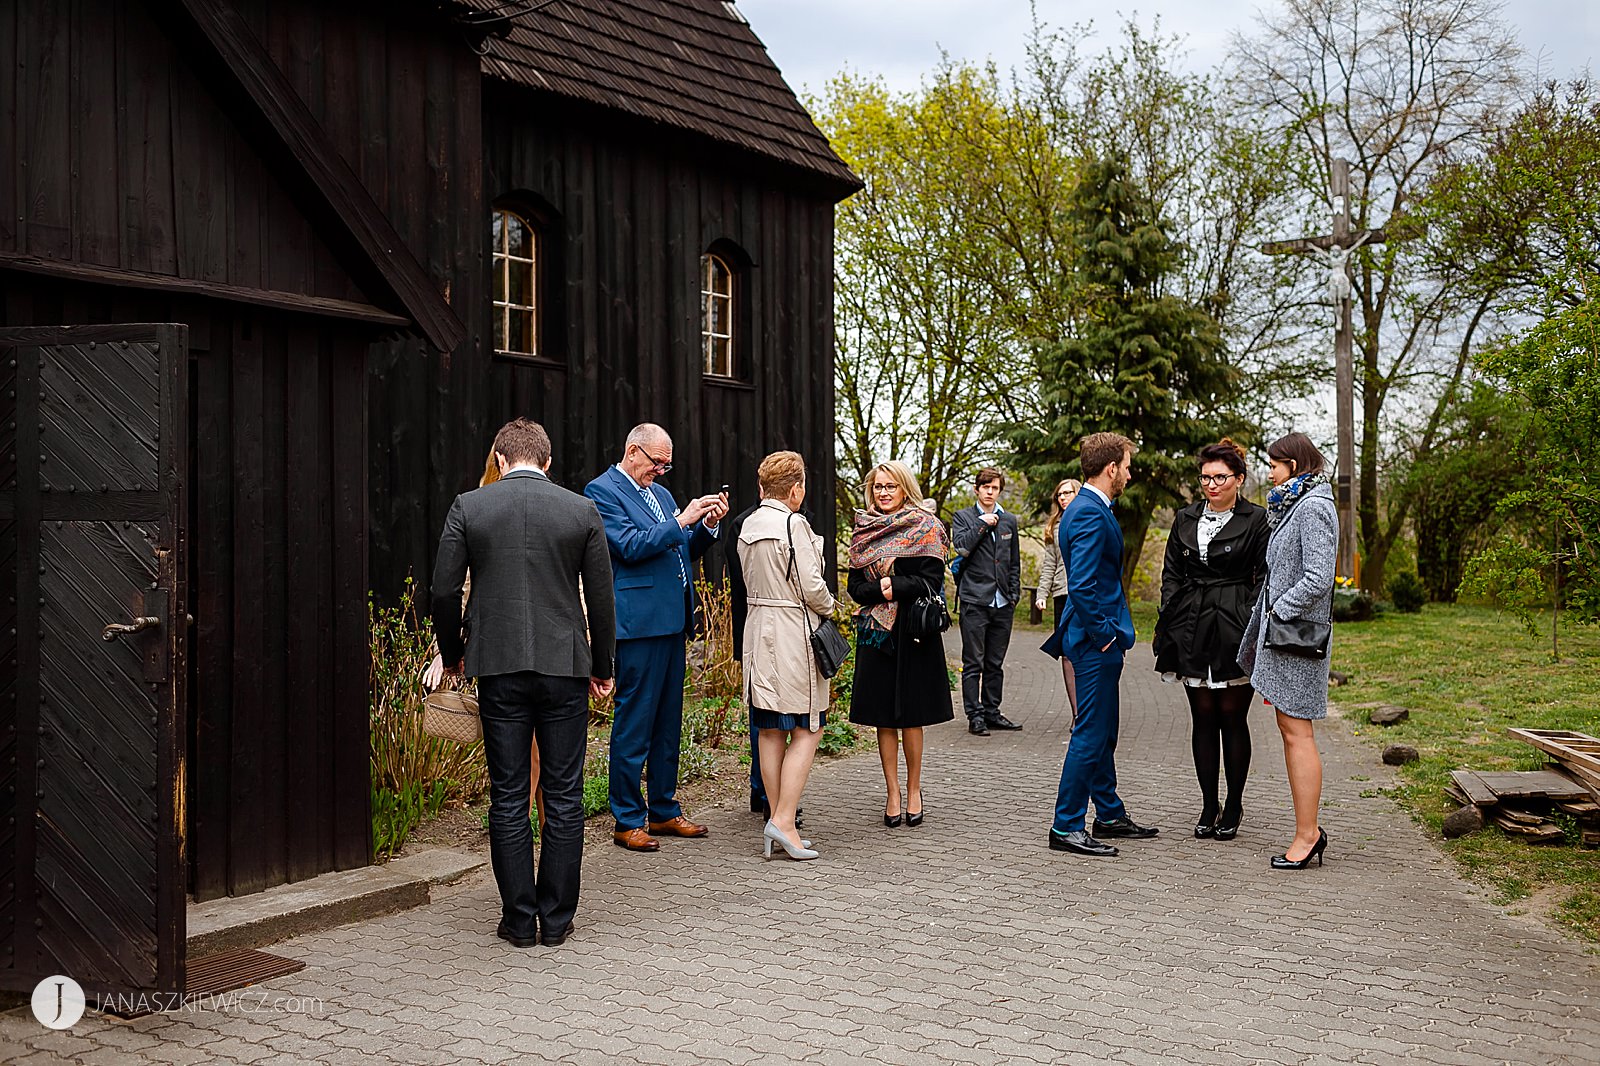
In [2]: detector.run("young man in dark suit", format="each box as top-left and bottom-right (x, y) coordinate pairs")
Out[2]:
(584, 424), (727, 852)
(1045, 432), (1159, 856)
(431, 419), (616, 947)
(952, 468), (1024, 735)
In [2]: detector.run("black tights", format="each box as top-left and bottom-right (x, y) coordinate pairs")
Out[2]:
(1187, 685), (1254, 822)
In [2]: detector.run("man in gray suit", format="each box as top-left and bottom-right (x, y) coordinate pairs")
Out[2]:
(432, 418), (616, 949)
(952, 467), (1023, 735)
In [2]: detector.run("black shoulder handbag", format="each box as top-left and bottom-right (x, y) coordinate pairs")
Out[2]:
(785, 515), (851, 678)
(1263, 607), (1331, 659)
(902, 572), (952, 638)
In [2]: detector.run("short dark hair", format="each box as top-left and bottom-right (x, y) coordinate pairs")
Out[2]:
(492, 418), (552, 467)
(975, 467), (1005, 490)
(1080, 432), (1136, 480)
(1197, 438), (1248, 478)
(1266, 431), (1326, 477)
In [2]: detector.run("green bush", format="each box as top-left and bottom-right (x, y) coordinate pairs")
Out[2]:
(372, 779), (451, 859)
(582, 773), (610, 818)
(1333, 587), (1376, 622)
(1388, 571), (1426, 614)
(817, 715), (863, 757)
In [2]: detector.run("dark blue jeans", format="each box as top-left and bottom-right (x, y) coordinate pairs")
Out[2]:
(1051, 647), (1128, 833)
(477, 671), (589, 938)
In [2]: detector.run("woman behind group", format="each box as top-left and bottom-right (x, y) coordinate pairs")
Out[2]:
(1035, 479), (1081, 631)
(1152, 440), (1269, 840)
(1237, 432), (1338, 870)
(847, 461), (955, 828)
(737, 452), (837, 861)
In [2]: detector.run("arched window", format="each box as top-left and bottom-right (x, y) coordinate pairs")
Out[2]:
(492, 208), (540, 359)
(700, 252), (736, 378)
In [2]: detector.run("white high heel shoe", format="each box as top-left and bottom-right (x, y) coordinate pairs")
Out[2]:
(762, 820), (818, 860)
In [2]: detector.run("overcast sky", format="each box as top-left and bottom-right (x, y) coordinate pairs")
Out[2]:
(737, 0), (1596, 99)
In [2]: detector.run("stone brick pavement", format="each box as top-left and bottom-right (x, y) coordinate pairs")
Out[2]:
(6, 637), (1598, 1064)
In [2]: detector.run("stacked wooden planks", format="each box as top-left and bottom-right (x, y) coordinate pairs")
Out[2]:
(1444, 729), (1600, 848)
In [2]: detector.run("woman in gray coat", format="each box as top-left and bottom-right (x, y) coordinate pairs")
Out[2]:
(1237, 432), (1337, 870)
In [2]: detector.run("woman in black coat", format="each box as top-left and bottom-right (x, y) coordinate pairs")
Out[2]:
(1152, 440), (1269, 841)
(847, 461), (955, 828)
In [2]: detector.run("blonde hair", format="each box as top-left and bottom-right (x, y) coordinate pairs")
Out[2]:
(757, 451), (806, 498)
(1045, 478), (1082, 537)
(864, 460), (925, 514)
(480, 449), (502, 487)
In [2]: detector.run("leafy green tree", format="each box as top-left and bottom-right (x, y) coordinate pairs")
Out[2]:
(1007, 154), (1242, 586)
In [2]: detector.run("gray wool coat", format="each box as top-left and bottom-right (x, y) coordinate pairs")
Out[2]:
(1237, 482), (1338, 719)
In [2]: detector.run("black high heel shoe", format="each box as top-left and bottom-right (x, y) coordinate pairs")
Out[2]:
(1213, 806), (1242, 841)
(1194, 802), (1220, 839)
(905, 789), (924, 828)
(1271, 827), (1327, 869)
(884, 789), (903, 828)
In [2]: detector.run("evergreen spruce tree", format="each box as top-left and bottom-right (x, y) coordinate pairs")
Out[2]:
(1008, 154), (1242, 586)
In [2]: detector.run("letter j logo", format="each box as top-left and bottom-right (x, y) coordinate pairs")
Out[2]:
(31, 975), (86, 1030)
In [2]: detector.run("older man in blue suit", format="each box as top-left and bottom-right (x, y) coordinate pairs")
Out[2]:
(586, 423), (728, 852)
(1044, 432), (1160, 856)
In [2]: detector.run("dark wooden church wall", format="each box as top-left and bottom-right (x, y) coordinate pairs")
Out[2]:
(0, 0), (369, 305)
(473, 99), (840, 583)
(0, 279), (371, 901)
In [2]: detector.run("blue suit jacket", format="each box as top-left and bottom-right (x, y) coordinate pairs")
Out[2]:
(1041, 489), (1136, 659)
(584, 465), (716, 641)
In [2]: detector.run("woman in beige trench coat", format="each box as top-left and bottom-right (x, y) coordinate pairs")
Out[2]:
(738, 451), (837, 860)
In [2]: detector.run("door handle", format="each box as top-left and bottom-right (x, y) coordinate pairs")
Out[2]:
(103, 616), (161, 641)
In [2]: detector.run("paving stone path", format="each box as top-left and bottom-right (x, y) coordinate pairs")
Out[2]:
(6, 636), (1598, 1064)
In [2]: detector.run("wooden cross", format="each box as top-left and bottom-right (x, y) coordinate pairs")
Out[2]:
(1259, 157), (1419, 582)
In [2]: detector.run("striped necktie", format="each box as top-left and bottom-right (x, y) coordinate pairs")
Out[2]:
(639, 487), (688, 587)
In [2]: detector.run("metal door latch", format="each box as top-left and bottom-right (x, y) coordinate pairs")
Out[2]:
(103, 616), (160, 641)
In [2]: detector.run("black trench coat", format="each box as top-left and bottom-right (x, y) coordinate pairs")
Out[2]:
(847, 555), (956, 729)
(1152, 499), (1269, 683)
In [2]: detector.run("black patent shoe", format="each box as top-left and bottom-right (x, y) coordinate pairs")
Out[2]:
(1271, 828), (1327, 869)
(1195, 803), (1220, 839)
(1092, 815), (1159, 839)
(1048, 829), (1118, 856)
(985, 714), (1023, 731)
(968, 717), (990, 736)
(1214, 807), (1242, 841)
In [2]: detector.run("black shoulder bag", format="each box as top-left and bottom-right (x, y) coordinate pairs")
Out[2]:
(1263, 607), (1332, 659)
(785, 515), (851, 678)
(902, 571), (952, 637)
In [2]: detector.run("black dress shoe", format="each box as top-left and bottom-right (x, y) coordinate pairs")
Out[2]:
(540, 922), (573, 947)
(497, 922), (539, 949)
(750, 791), (765, 814)
(985, 714), (1022, 731)
(1092, 815), (1159, 839)
(968, 717), (990, 736)
(1048, 829), (1118, 856)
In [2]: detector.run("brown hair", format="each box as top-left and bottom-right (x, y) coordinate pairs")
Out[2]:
(1045, 478), (1082, 537)
(1197, 437), (1248, 479)
(491, 418), (552, 468)
(480, 450), (502, 488)
(1080, 432), (1136, 480)
(975, 467), (1005, 490)
(757, 451), (806, 499)
(864, 460), (925, 514)
(1266, 431), (1326, 477)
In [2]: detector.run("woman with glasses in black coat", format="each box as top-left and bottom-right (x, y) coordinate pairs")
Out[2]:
(1152, 440), (1269, 841)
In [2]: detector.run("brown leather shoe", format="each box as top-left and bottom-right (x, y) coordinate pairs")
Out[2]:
(646, 815), (709, 838)
(613, 827), (660, 851)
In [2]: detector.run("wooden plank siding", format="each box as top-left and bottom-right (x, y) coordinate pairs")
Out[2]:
(0, 277), (372, 900)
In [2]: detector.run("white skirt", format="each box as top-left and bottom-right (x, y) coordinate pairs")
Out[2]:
(1161, 668), (1252, 689)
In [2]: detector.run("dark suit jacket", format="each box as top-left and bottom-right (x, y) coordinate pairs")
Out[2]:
(584, 465), (716, 641)
(951, 504), (1021, 606)
(1042, 489), (1135, 659)
(430, 469), (616, 680)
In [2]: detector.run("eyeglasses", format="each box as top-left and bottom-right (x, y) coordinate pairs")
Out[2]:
(635, 446), (672, 473)
(870, 483), (900, 493)
(1198, 474), (1238, 486)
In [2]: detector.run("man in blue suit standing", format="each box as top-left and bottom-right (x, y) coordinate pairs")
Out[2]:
(586, 423), (728, 852)
(1045, 432), (1160, 856)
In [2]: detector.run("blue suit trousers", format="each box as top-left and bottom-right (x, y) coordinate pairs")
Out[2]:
(610, 633), (688, 828)
(1051, 647), (1128, 833)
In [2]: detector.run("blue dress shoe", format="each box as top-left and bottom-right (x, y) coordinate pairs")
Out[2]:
(1048, 829), (1118, 856)
(1093, 815), (1159, 839)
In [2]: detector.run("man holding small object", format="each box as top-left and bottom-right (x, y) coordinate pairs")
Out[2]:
(585, 423), (728, 852)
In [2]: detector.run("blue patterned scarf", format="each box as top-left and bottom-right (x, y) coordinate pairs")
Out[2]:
(1266, 472), (1330, 528)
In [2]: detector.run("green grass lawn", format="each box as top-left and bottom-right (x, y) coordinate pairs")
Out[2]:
(1330, 604), (1600, 941)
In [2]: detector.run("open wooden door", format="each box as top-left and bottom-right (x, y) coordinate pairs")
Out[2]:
(1, 324), (188, 1000)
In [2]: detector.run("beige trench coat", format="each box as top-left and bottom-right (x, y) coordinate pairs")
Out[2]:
(737, 500), (837, 730)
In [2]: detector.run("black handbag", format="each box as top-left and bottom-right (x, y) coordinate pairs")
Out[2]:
(902, 575), (952, 637)
(785, 515), (851, 679)
(1263, 608), (1331, 659)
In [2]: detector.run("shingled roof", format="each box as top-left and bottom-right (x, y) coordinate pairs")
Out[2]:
(463, 0), (860, 193)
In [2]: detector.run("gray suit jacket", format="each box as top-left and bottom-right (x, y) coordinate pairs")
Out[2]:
(431, 469), (616, 680)
(952, 505), (1021, 606)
